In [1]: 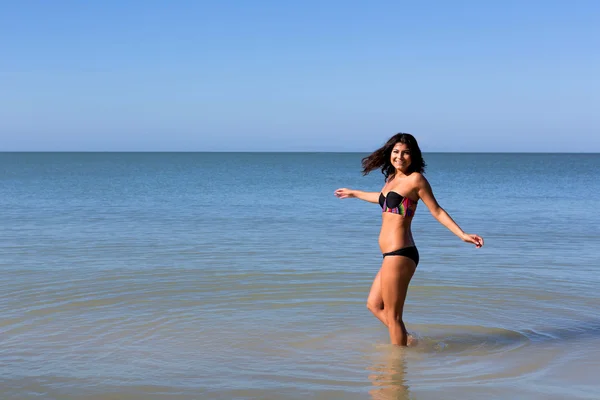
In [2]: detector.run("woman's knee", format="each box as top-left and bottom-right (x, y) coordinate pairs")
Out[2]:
(366, 299), (383, 312)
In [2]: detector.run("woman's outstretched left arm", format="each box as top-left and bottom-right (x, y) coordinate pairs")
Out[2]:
(415, 174), (484, 248)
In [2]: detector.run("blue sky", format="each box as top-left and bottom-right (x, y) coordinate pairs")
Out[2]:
(1, 1), (598, 152)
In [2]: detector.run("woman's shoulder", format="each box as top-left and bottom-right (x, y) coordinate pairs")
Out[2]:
(409, 171), (426, 182)
(409, 172), (430, 188)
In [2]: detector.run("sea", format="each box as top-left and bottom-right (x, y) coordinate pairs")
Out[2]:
(1, 152), (599, 400)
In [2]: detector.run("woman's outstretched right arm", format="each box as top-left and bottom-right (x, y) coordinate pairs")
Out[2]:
(334, 188), (380, 203)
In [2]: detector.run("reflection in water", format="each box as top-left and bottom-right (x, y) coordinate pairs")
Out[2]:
(367, 346), (411, 400)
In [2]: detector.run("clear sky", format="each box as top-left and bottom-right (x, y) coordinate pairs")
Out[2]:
(1, 1), (598, 152)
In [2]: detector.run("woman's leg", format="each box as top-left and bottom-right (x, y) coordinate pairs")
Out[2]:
(380, 256), (417, 346)
(366, 268), (388, 327)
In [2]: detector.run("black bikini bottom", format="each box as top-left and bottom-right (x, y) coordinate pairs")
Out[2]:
(382, 246), (419, 266)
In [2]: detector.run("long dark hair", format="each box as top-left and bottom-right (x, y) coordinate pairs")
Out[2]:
(361, 133), (426, 180)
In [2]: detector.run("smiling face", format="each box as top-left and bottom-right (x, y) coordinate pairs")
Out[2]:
(390, 142), (412, 174)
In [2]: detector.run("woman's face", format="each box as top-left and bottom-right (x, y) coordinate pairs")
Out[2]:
(390, 142), (412, 173)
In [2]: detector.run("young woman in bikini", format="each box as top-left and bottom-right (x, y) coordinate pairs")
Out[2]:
(335, 133), (484, 346)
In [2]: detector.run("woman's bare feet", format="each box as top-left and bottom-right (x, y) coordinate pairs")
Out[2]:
(407, 335), (418, 347)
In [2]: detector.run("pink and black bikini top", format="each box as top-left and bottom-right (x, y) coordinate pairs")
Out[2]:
(379, 191), (417, 217)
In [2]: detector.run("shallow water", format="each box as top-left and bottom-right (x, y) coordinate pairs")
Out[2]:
(1, 152), (599, 399)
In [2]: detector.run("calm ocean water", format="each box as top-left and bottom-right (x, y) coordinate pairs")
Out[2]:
(1, 152), (599, 399)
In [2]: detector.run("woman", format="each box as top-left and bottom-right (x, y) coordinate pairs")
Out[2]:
(335, 133), (484, 346)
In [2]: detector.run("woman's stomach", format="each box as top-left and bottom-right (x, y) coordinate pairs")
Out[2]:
(378, 214), (415, 253)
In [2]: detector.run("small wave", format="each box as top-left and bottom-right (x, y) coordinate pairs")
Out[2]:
(408, 324), (530, 355)
(521, 320), (600, 343)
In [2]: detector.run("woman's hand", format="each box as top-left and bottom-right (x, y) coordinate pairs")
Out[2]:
(461, 233), (484, 248)
(334, 188), (355, 199)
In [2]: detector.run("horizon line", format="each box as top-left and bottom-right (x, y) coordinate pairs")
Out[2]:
(1, 150), (599, 154)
